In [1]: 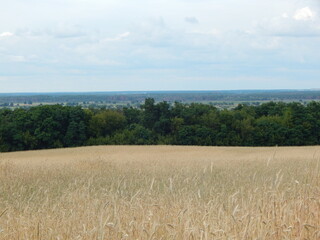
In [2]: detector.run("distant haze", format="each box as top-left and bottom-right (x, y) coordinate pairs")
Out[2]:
(0, 0), (320, 92)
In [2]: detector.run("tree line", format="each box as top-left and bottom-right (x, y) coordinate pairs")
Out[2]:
(1, 98), (320, 152)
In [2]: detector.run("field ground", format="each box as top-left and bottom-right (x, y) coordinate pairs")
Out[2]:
(0, 146), (319, 239)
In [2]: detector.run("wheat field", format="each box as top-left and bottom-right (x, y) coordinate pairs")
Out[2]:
(0, 146), (319, 239)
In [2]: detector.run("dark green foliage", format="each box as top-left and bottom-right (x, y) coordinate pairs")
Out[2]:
(176, 125), (214, 146)
(254, 116), (287, 146)
(1, 99), (320, 152)
(89, 110), (126, 137)
(123, 107), (141, 125)
(141, 98), (158, 129)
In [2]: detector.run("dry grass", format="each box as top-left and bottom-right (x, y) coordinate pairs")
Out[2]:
(0, 146), (319, 239)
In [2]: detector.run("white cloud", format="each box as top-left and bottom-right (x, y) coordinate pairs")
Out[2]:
(185, 17), (199, 24)
(51, 29), (86, 39)
(0, 77), (8, 82)
(293, 7), (315, 21)
(117, 32), (130, 39)
(189, 29), (220, 36)
(86, 55), (121, 66)
(0, 32), (14, 38)
(1, 0), (320, 92)
(250, 37), (280, 50)
(103, 32), (130, 42)
(255, 7), (320, 38)
(8, 55), (27, 62)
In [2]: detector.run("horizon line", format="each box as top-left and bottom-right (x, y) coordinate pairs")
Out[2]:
(1, 88), (320, 95)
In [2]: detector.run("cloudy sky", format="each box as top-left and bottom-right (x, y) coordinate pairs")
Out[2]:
(0, 0), (320, 92)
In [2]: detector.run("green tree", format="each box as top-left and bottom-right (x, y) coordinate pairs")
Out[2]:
(89, 110), (126, 137)
(141, 98), (158, 129)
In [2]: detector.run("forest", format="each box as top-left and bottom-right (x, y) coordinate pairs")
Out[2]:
(1, 98), (320, 152)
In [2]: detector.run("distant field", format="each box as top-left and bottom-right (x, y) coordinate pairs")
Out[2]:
(1, 90), (320, 110)
(0, 146), (319, 239)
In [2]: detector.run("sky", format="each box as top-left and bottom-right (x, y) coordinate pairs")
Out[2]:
(0, 0), (320, 92)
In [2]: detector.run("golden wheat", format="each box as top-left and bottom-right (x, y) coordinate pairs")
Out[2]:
(0, 146), (319, 239)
